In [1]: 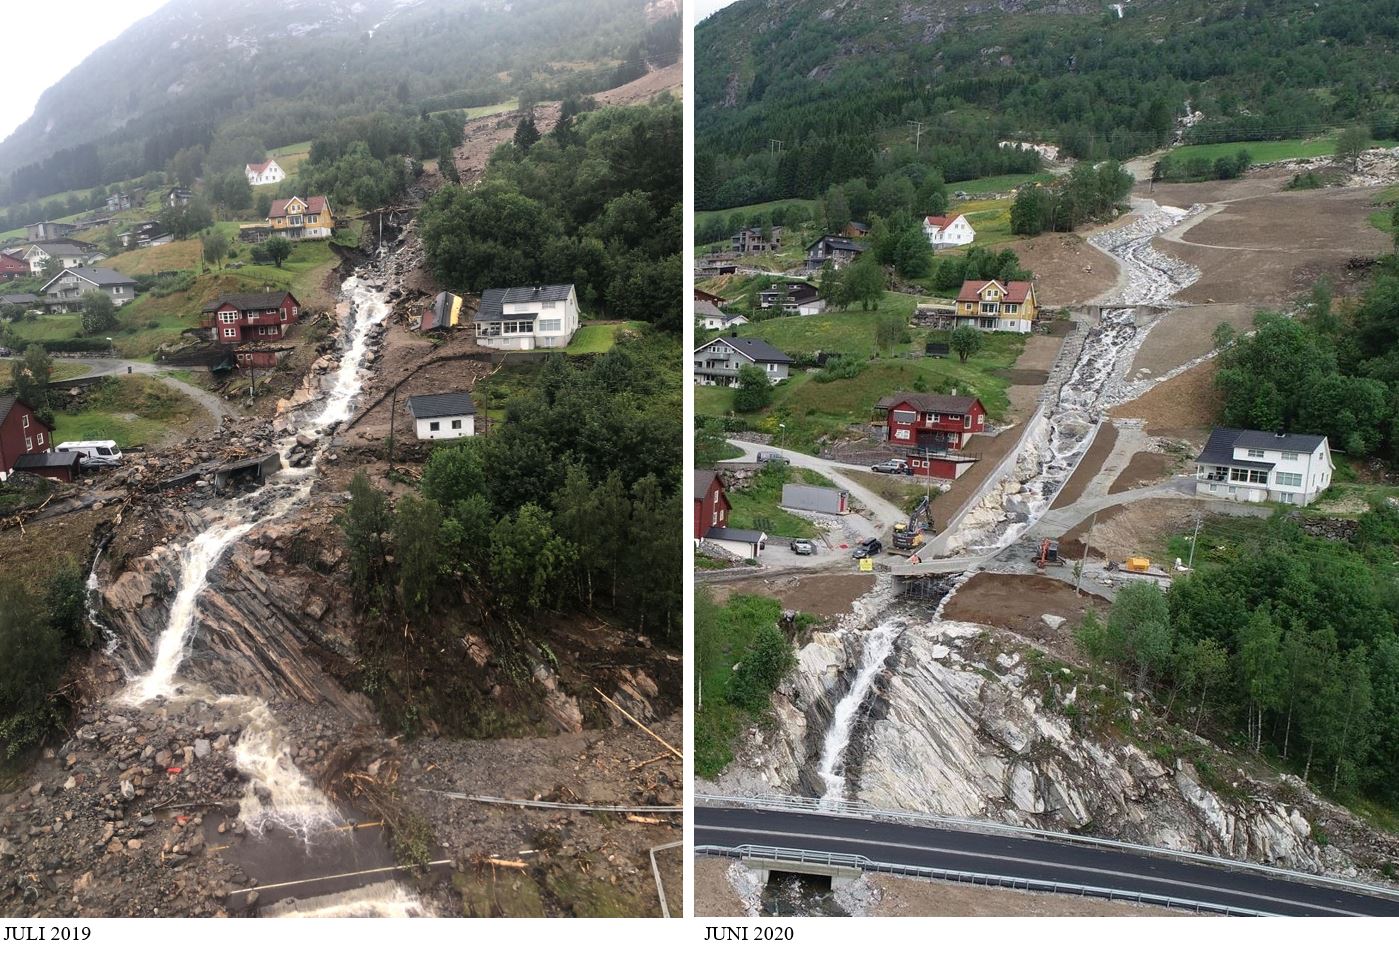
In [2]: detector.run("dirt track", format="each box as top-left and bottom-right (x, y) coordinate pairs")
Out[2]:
(1151, 176), (1389, 304)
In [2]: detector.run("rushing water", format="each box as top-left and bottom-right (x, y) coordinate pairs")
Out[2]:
(817, 619), (904, 804)
(813, 201), (1201, 803)
(96, 260), (413, 913)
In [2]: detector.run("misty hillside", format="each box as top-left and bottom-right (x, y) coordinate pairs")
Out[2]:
(696, 0), (1399, 208)
(0, 0), (678, 204)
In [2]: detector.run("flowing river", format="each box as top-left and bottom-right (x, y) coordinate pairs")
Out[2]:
(814, 200), (1202, 803)
(95, 256), (425, 915)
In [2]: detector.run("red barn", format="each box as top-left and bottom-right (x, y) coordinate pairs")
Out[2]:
(879, 393), (986, 451)
(0, 395), (53, 476)
(694, 469), (731, 541)
(201, 291), (301, 344)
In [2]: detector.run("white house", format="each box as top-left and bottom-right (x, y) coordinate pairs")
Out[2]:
(7, 242), (101, 276)
(1194, 428), (1333, 506)
(923, 213), (975, 250)
(245, 160), (286, 185)
(694, 336), (792, 386)
(39, 267), (137, 313)
(407, 392), (476, 441)
(474, 284), (580, 350)
(705, 526), (767, 561)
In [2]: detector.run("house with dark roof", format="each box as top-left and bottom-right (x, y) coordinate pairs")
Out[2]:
(693, 469), (766, 559)
(0, 253), (30, 282)
(731, 225), (781, 254)
(12, 450), (83, 482)
(266, 195), (333, 239)
(954, 279), (1038, 333)
(876, 393), (987, 477)
(117, 220), (173, 249)
(201, 291), (302, 344)
(758, 281), (819, 312)
(24, 221), (77, 242)
(421, 291), (464, 332)
(1194, 428), (1333, 506)
(473, 284), (579, 350)
(0, 395), (53, 477)
(39, 267), (137, 312)
(805, 235), (866, 272)
(407, 392), (476, 440)
(0, 293), (39, 311)
(694, 336), (793, 386)
(8, 241), (102, 276)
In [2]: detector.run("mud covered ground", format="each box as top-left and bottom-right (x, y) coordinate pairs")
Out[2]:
(941, 572), (1107, 642)
(1001, 231), (1119, 305)
(707, 572), (875, 619)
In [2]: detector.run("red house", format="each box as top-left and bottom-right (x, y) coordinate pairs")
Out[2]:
(694, 469), (731, 541)
(0, 395), (53, 476)
(201, 291), (301, 344)
(878, 393), (986, 480)
(0, 252), (28, 281)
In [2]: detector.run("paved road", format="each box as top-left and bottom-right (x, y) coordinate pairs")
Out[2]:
(696, 806), (1399, 917)
(55, 356), (232, 423)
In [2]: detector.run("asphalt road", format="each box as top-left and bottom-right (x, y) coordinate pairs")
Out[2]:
(696, 806), (1399, 917)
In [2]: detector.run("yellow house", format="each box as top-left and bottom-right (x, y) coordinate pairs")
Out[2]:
(267, 195), (335, 240)
(954, 279), (1038, 333)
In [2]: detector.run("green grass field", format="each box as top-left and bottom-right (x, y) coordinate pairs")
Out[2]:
(562, 322), (634, 355)
(1371, 186), (1399, 234)
(696, 197), (819, 220)
(698, 304), (1023, 452)
(1167, 136), (1399, 168)
(51, 374), (204, 447)
(737, 292), (922, 358)
(724, 464), (838, 539)
(268, 140), (313, 176)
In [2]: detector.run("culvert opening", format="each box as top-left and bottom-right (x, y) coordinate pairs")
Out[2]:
(761, 872), (849, 917)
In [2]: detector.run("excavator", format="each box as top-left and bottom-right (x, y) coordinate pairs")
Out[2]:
(893, 494), (933, 551)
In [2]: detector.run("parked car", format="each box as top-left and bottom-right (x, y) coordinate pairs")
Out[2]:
(871, 459), (911, 475)
(55, 440), (123, 468)
(851, 537), (883, 559)
(0, 346), (12, 357)
(756, 451), (787, 465)
(790, 538), (817, 556)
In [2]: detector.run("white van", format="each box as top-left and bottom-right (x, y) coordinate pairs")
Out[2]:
(55, 440), (122, 468)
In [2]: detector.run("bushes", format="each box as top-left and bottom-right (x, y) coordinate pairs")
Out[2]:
(0, 564), (89, 761)
(812, 356), (866, 382)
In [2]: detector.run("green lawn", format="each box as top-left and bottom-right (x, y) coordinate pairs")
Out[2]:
(739, 292), (922, 358)
(1371, 186), (1399, 234)
(466, 99), (518, 119)
(698, 316), (1024, 453)
(51, 374), (204, 448)
(724, 464), (839, 539)
(1167, 136), (1399, 168)
(562, 322), (634, 355)
(6, 314), (83, 343)
(0, 360), (88, 391)
(269, 140), (313, 176)
(695, 592), (786, 777)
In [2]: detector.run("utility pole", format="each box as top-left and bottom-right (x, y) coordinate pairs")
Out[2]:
(248, 362), (256, 400)
(1076, 511), (1098, 596)
(768, 139), (785, 159)
(1186, 512), (1202, 570)
(387, 387), (398, 473)
(907, 120), (927, 152)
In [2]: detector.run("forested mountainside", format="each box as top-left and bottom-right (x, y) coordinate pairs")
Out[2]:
(0, 0), (679, 204)
(696, 0), (1399, 208)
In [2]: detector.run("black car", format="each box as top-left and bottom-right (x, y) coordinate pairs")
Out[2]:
(851, 537), (883, 559)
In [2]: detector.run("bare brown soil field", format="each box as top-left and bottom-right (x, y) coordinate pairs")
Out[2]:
(1153, 179), (1389, 304)
(1109, 451), (1178, 494)
(1150, 173), (1291, 208)
(1111, 359), (1221, 438)
(869, 874), (1198, 916)
(1059, 498), (1203, 561)
(942, 572), (1107, 639)
(1049, 422), (1118, 510)
(1011, 333), (1063, 371)
(1002, 231), (1118, 305)
(0, 505), (114, 595)
(693, 858), (751, 917)
(708, 572), (875, 618)
(1131, 303), (1256, 376)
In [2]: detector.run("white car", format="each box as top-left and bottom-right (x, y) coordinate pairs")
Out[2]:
(55, 440), (122, 468)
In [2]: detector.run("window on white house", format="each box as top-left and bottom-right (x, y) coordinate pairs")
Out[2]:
(429, 421), (440, 431)
(1246, 448), (1265, 458)
(1282, 450), (1299, 460)
(451, 419), (461, 430)
(1276, 472), (1303, 488)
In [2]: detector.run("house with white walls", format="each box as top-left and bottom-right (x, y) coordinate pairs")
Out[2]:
(1194, 428), (1333, 506)
(923, 213), (975, 249)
